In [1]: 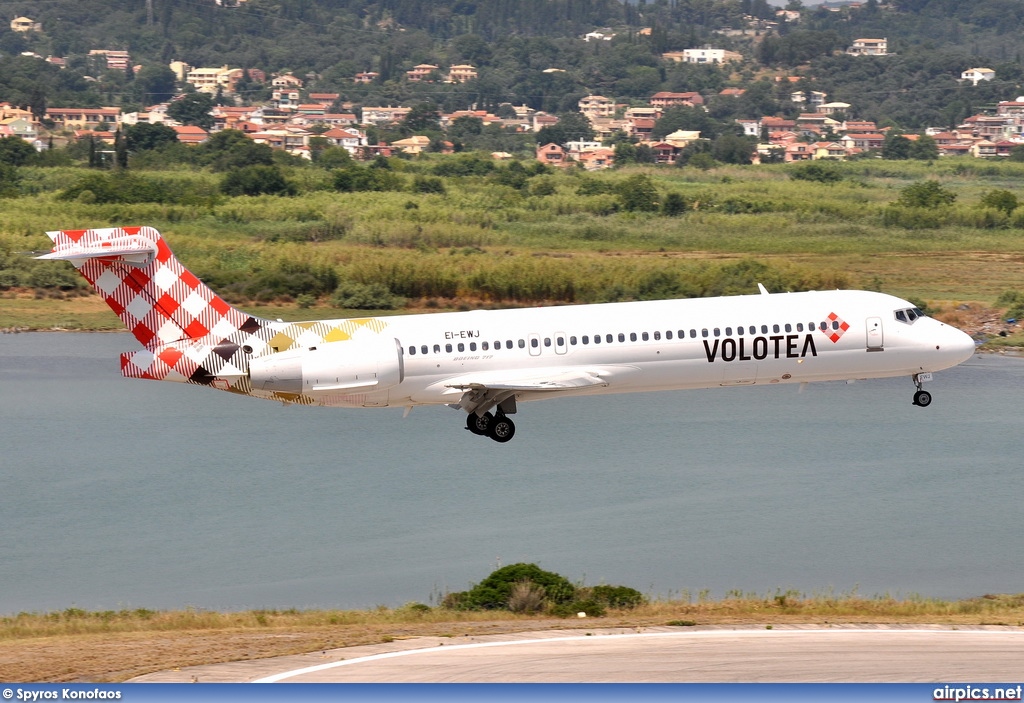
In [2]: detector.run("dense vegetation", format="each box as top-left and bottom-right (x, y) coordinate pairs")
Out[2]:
(3, 146), (1024, 328)
(4, 0), (1024, 132)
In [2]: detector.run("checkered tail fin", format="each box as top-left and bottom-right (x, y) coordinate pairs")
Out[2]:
(37, 226), (266, 350)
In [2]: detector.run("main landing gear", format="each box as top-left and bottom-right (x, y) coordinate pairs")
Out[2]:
(912, 373), (932, 407)
(466, 411), (516, 443)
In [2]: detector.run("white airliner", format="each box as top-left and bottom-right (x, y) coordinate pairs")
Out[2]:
(38, 226), (976, 442)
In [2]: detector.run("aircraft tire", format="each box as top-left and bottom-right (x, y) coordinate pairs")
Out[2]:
(913, 390), (932, 407)
(487, 417), (516, 443)
(467, 411), (493, 435)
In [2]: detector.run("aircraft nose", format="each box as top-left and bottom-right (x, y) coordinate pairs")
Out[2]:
(938, 323), (976, 366)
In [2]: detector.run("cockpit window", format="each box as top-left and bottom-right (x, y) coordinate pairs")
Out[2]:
(895, 307), (925, 324)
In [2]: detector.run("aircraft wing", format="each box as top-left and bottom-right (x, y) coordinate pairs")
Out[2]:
(445, 367), (612, 392)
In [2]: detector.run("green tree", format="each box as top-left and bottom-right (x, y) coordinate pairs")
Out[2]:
(220, 165), (296, 197)
(616, 174), (660, 212)
(909, 134), (939, 160)
(402, 102), (442, 133)
(897, 180), (956, 208)
(0, 136), (38, 166)
(980, 189), (1019, 214)
(535, 111), (594, 147)
(882, 134), (913, 160)
(196, 129), (274, 171)
(125, 123), (179, 152)
(167, 92), (215, 130)
(133, 65), (177, 104)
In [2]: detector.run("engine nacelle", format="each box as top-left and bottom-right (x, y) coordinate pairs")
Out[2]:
(248, 337), (404, 395)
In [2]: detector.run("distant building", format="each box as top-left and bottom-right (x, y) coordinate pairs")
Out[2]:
(447, 65), (477, 83)
(649, 92), (704, 108)
(406, 64), (439, 82)
(846, 38), (888, 56)
(89, 50), (131, 71)
(961, 68), (995, 86)
(10, 16), (40, 32)
(578, 95), (615, 119)
(663, 48), (742, 64)
(354, 72), (379, 84)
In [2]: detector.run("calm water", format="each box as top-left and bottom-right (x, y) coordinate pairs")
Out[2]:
(1, 332), (1022, 614)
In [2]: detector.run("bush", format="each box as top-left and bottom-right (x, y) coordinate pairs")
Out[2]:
(980, 189), (1019, 215)
(615, 174), (659, 212)
(443, 563), (576, 611)
(411, 175), (446, 195)
(896, 180), (956, 209)
(330, 281), (404, 310)
(790, 162), (843, 184)
(220, 165), (296, 197)
(588, 584), (646, 609)
(996, 290), (1024, 321)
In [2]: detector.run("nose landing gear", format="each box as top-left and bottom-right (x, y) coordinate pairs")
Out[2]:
(912, 373), (933, 407)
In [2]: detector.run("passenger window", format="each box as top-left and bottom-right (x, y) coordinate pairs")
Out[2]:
(594, 335), (601, 344)
(408, 346), (416, 355)
(702, 329), (709, 338)
(446, 343), (453, 353)
(618, 333), (625, 342)
(785, 324), (792, 333)
(820, 322), (828, 332)
(796, 323), (804, 332)
(654, 331), (661, 340)
(458, 343), (465, 352)
(582, 335), (590, 344)
(629, 332), (637, 342)
(557, 336), (565, 346)
(714, 328), (721, 337)
(606, 334), (613, 343)
(530, 338), (539, 348)
(506, 340), (514, 349)
(421, 345), (428, 354)
(690, 330), (697, 338)
(518, 339), (525, 348)
(666, 331), (673, 340)
(544, 338), (551, 347)
(773, 324), (780, 333)
(569, 336), (576, 345)
(761, 325), (768, 334)
(642, 332), (649, 341)
(470, 342), (477, 351)
(433, 344), (441, 353)
(725, 327), (732, 336)
(482, 341), (489, 351)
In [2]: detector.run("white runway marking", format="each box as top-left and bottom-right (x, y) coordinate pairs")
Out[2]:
(253, 628), (1022, 683)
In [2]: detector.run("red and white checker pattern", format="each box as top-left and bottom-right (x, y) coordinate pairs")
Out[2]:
(48, 226), (252, 351)
(822, 312), (850, 343)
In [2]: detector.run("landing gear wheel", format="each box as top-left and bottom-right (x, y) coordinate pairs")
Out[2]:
(466, 411), (493, 435)
(913, 389), (932, 407)
(487, 416), (516, 443)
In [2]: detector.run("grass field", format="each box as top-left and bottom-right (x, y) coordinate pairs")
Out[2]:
(3, 593), (1023, 682)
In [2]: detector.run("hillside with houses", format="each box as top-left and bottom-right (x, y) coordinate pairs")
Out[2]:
(2, 0), (1024, 169)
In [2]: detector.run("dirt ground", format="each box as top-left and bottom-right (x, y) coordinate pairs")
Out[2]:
(6, 611), (1024, 683)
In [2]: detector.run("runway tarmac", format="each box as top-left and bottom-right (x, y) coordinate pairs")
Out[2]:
(129, 624), (1024, 683)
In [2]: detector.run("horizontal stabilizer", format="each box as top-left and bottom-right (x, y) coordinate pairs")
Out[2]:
(36, 234), (158, 267)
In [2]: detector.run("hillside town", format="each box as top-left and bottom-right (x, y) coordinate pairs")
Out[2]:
(4, 9), (1024, 169)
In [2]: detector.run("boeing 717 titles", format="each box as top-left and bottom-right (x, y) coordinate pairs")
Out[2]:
(37, 226), (976, 443)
